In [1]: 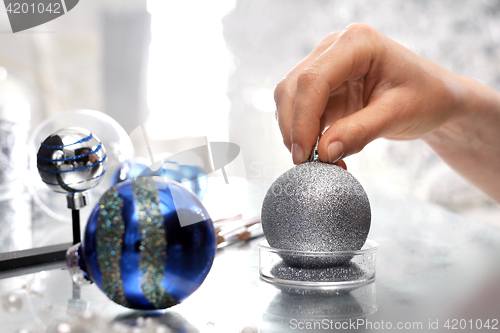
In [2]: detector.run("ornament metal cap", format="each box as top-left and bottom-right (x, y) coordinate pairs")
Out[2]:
(66, 192), (89, 210)
(307, 136), (320, 162)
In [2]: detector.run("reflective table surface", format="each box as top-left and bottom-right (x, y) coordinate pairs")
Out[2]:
(1, 184), (500, 333)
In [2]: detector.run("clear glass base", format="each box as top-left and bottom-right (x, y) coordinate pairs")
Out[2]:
(258, 239), (378, 290)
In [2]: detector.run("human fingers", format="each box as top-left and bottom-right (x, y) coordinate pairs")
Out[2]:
(317, 91), (407, 163)
(275, 32), (341, 151)
(334, 159), (347, 171)
(318, 79), (365, 134)
(290, 23), (383, 164)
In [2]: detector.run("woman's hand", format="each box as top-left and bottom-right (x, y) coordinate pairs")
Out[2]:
(275, 23), (500, 202)
(275, 23), (463, 165)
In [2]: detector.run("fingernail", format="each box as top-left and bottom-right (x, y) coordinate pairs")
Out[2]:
(292, 143), (305, 164)
(327, 141), (344, 163)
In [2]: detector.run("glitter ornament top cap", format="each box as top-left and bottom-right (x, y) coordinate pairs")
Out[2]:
(307, 136), (320, 163)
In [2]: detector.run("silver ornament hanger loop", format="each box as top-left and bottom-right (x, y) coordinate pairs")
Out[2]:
(307, 136), (320, 163)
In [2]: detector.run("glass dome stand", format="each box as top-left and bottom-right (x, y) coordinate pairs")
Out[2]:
(0, 192), (86, 271)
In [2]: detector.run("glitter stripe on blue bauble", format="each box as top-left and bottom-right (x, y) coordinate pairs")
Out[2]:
(82, 177), (217, 310)
(95, 187), (129, 307)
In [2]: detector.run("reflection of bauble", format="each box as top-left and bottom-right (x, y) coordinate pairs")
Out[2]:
(261, 162), (371, 266)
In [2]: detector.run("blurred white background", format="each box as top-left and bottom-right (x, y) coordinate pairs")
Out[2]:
(0, 0), (499, 226)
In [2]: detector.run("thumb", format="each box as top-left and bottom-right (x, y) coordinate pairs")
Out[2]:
(317, 102), (389, 163)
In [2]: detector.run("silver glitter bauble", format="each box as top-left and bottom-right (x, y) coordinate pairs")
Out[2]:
(261, 162), (371, 267)
(37, 127), (107, 194)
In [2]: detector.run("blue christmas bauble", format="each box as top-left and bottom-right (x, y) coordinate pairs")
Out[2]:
(112, 160), (208, 200)
(80, 177), (216, 310)
(178, 164), (208, 200)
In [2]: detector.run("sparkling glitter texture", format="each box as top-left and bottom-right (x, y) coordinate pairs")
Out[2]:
(96, 186), (128, 307)
(270, 261), (365, 283)
(131, 177), (177, 309)
(261, 162), (371, 267)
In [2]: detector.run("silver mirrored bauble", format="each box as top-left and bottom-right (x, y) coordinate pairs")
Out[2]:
(261, 162), (371, 267)
(37, 127), (107, 194)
